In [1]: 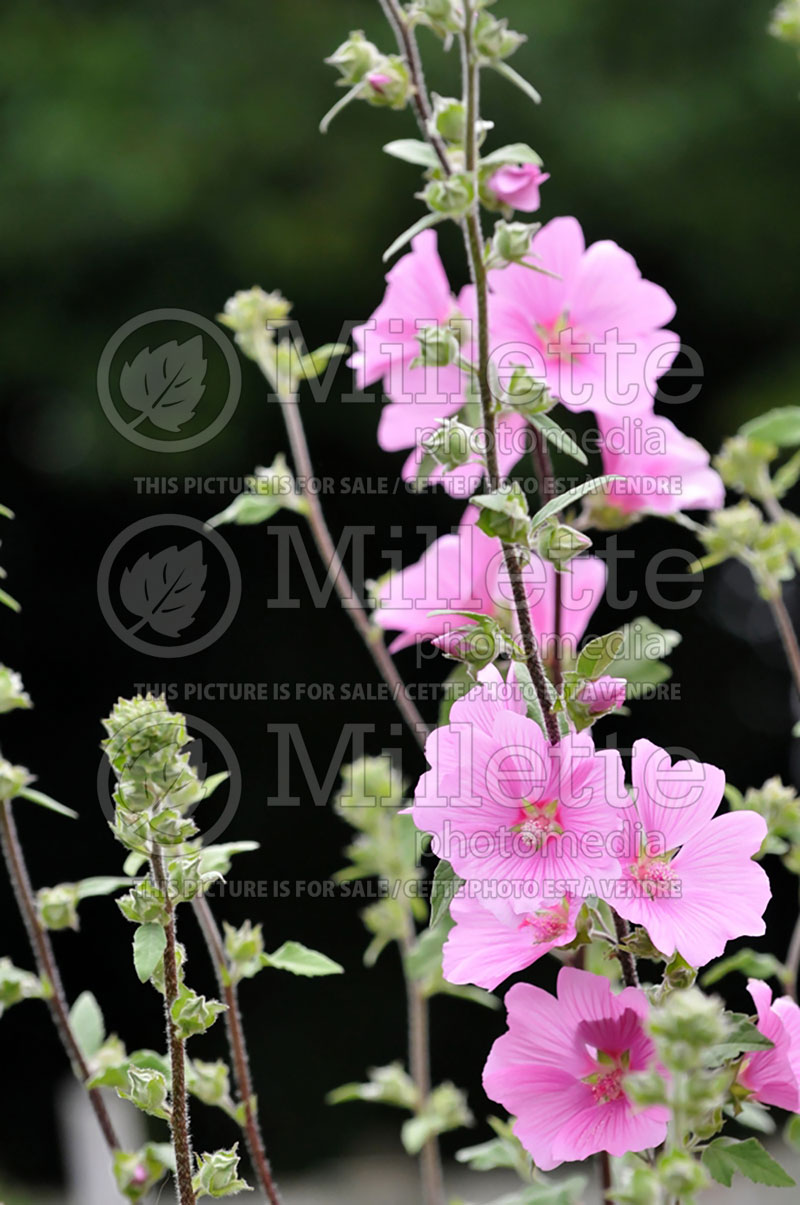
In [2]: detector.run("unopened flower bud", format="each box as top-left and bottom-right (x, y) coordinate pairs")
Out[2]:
(410, 0), (464, 37)
(0, 758), (32, 801)
(325, 30), (382, 85)
(0, 666), (31, 713)
(188, 1060), (231, 1109)
(224, 920), (265, 981)
(650, 987), (730, 1070)
(714, 434), (776, 497)
(37, 884), (80, 931)
(484, 166), (549, 215)
(422, 174), (475, 218)
(474, 12), (526, 61)
(124, 1067), (170, 1119)
(171, 987), (226, 1039)
(364, 56), (413, 110)
(421, 417), (476, 470)
(473, 482), (531, 545)
(0, 958), (44, 1015)
(113, 1144), (172, 1200)
(412, 324), (461, 369)
(625, 1069), (668, 1109)
(219, 288), (292, 360)
(657, 1151), (709, 1197)
(577, 675), (627, 716)
(538, 521), (593, 567)
(486, 220), (540, 269)
(118, 882), (167, 925)
(501, 366), (551, 413)
(428, 94), (467, 144)
(192, 1144), (251, 1199)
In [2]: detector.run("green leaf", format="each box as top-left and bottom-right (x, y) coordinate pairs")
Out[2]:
(530, 475), (623, 529)
(429, 860), (465, 929)
(576, 630), (626, 681)
(0, 588), (20, 612)
(725, 1099), (776, 1135)
(298, 342), (349, 380)
(327, 1061), (418, 1110)
(485, 1182), (587, 1205)
(261, 941), (343, 977)
(198, 841), (260, 877)
(75, 876), (136, 900)
(702, 1137), (795, 1188)
(528, 413), (587, 466)
(706, 1013), (774, 1064)
(16, 786), (78, 820)
(69, 991), (105, 1059)
(784, 1113), (800, 1152)
(383, 139), (442, 168)
(133, 923), (167, 984)
(491, 60), (542, 104)
(480, 142), (543, 168)
(701, 948), (786, 988)
(607, 617), (682, 688)
(740, 406), (800, 447)
(383, 212), (446, 263)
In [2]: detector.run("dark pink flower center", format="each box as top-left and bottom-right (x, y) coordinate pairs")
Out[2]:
(519, 900), (569, 944)
(590, 1067), (625, 1105)
(514, 800), (563, 850)
(630, 854), (678, 898)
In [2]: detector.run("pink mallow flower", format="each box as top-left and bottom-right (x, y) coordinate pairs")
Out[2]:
(411, 665), (628, 908)
(598, 412), (724, 516)
(483, 967), (669, 1170)
(578, 675), (627, 715)
(613, 739), (770, 968)
(442, 888), (581, 991)
(487, 163), (550, 212)
(373, 506), (607, 655)
(350, 229), (526, 495)
(738, 979), (800, 1112)
(487, 216), (680, 417)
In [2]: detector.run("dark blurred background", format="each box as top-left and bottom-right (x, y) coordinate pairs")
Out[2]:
(1, 0), (800, 1193)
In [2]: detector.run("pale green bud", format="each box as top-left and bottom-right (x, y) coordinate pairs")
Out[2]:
(364, 57), (413, 110)
(148, 807), (199, 847)
(650, 988), (731, 1070)
(714, 434), (776, 497)
(485, 220), (540, 269)
(421, 417), (476, 470)
(624, 1068), (668, 1109)
(192, 1144), (252, 1199)
(171, 986), (226, 1039)
(188, 1059), (232, 1109)
(124, 1067), (170, 1120)
(0, 958), (44, 1016)
(474, 12), (526, 61)
(223, 920), (265, 982)
(472, 481), (531, 545)
(38, 884), (80, 931)
(325, 30), (382, 85)
(422, 174), (475, 218)
(412, 324), (461, 369)
(658, 1150), (710, 1196)
(0, 666), (31, 713)
(428, 94), (467, 144)
(118, 882), (167, 925)
(538, 522), (593, 567)
(500, 365), (552, 414)
(0, 758), (32, 801)
(410, 0), (464, 37)
(219, 287), (292, 335)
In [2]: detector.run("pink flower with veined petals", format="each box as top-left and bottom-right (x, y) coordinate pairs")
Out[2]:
(598, 412), (724, 515)
(373, 507), (607, 654)
(613, 739), (770, 968)
(487, 163), (550, 212)
(483, 967), (669, 1170)
(487, 216), (680, 416)
(442, 889), (581, 990)
(411, 665), (628, 908)
(738, 979), (800, 1112)
(578, 676), (627, 715)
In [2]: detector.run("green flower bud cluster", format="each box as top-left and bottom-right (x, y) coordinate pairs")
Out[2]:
(326, 31), (412, 110)
(537, 520), (592, 568)
(103, 696), (208, 855)
(699, 502), (800, 598)
(649, 987), (732, 1071)
(729, 776), (800, 868)
(422, 174), (475, 218)
(472, 481), (532, 545)
(219, 287), (291, 361)
(421, 417), (477, 471)
(192, 1144), (251, 1198)
(0, 665), (31, 713)
(0, 958), (44, 1016)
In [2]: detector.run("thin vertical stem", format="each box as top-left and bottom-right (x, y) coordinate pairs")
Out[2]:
(400, 920), (445, 1205)
(0, 798), (120, 1153)
(150, 851), (196, 1205)
(612, 911), (639, 989)
(192, 896), (282, 1205)
(459, 3), (560, 745)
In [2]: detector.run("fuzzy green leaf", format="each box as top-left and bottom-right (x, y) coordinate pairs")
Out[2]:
(133, 923), (167, 984)
(69, 991), (106, 1059)
(261, 941), (343, 977)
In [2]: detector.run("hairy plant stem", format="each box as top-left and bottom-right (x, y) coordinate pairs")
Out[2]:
(192, 896), (282, 1205)
(459, 4), (560, 746)
(150, 851), (196, 1205)
(612, 910), (640, 988)
(376, 0), (451, 173)
(400, 917), (445, 1205)
(0, 798), (120, 1153)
